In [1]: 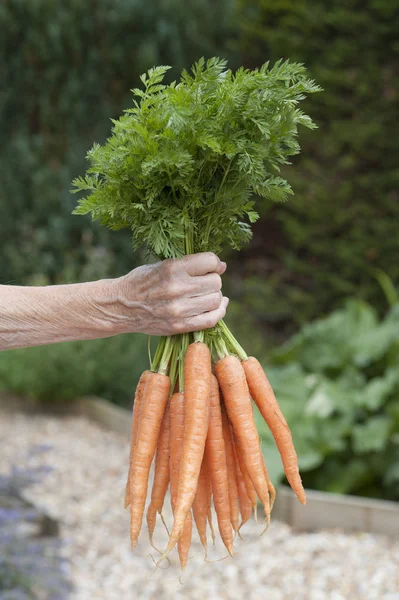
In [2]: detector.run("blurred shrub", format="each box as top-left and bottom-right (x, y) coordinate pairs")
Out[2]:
(259, 299), (399, 500)
(0, 0), (237, 286)
(0, 334), (150, 406)
(234, 0), (399, 330)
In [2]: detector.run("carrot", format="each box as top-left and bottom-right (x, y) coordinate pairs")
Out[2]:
(233, 444), (253, 532)
(243, 356), (306, 505)
(192, 458), (209, 555)
(124, 370), (151, 509)
(215, 355), (270, 529)
(146, 402), (171, 547)
(261, 451), (276, 510)
(205, 375), (234, 555)
(162, 342), (211, 557)
(169, 392), (185, 503)
(196, 452), (216, 545)
(129, 372), (170, 547)
(231, 429), (257, 521)
(203, 455), (216, 545)
(169, 391), (192, 571)
(177, 510), (193, 573)
(221, 408), (240, 533)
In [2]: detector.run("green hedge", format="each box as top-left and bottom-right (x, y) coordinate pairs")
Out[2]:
(0, 333), (150, 406)
(0, 0), (237, 286)
(233, 0), (399, 331)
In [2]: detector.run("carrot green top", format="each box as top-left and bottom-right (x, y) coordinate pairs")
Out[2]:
(72, 57), (321, 260)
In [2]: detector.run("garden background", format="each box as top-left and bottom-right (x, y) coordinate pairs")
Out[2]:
(1, 0), (399, 504)
(2, 2), (399, 597)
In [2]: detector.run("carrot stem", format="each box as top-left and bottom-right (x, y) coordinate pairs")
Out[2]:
(194, 330), (204, 343)
(147, 335), (152, 367)
(178, 333), (189, 392)
(214, 338), (229, 361)
(158, 336), (174, 375)
(168, 337), (180, 395)
(219, 320), (248, 361)
(151, 336), (167, 372)
(184, 224), (194, 255)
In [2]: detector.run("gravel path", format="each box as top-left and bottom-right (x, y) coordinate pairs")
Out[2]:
(1, 409), (398, 600)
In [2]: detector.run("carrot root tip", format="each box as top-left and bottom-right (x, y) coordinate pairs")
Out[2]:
(260, 518), (271, 536)
(160, 512), (170, 535)
(205, 553), (231, 563)
(149, 552), (170, 570)
(149, 537), (164, 555)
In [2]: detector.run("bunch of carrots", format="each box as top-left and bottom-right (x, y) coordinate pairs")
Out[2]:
(124, 328), (306, 571)
(72, 57), (319, 571)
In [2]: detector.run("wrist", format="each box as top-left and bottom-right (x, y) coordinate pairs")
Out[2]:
(91, 276), (140, 336)
(81, 278), (126, 336)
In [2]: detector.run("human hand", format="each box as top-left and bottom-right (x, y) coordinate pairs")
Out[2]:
(111, 252), (229, 336)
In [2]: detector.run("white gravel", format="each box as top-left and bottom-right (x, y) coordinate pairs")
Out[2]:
(1, 408), (398, 600)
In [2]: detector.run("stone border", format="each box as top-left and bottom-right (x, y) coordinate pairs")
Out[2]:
(72, 396), (399, 538)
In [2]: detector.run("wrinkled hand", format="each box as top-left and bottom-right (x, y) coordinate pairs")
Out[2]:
(113, 252), (229, 336)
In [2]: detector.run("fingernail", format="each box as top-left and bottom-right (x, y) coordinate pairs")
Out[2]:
(221, 261), (227, 272)
(224, 296), (230, 305)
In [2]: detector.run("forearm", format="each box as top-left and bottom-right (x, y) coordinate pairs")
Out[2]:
(0, 253), (228, 350)
(0, 280), (121, 350)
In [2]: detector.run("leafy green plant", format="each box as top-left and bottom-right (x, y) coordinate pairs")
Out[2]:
(72, 58), (320, 259)
(258, 299), (399, 500)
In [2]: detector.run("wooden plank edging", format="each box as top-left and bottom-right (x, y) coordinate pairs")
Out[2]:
(73, 396), (132, 437)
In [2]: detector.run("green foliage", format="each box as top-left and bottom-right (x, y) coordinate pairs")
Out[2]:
(0, 334), (150, 406)
(235, 0), (399, 328)
(0, 0), (237, 285)
(73, 58), (320, 259)
(259, 299), (399, 500)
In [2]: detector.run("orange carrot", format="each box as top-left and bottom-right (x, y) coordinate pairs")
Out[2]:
(192, 458), (209, 554)
(146, 402), (170, 547)
(197, 452), (215, 545)
(205, 376), (234, 555)
(243, 357), (306, 505)
(221, 409), (240, 533)
(203, 455), (216, 545)
(169, 391), (192, 571)
(261, 451), (276, 510)
(231, 429), (257, 521)
(177, 510), (193, 573)
(169, 392), (185, 503)
(129, 372), (170, 547)
(124, 370), (151, 509)
(215, 355), (270, 528)
(163, 342), (211, 557)
(233, 444), (253, 532)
